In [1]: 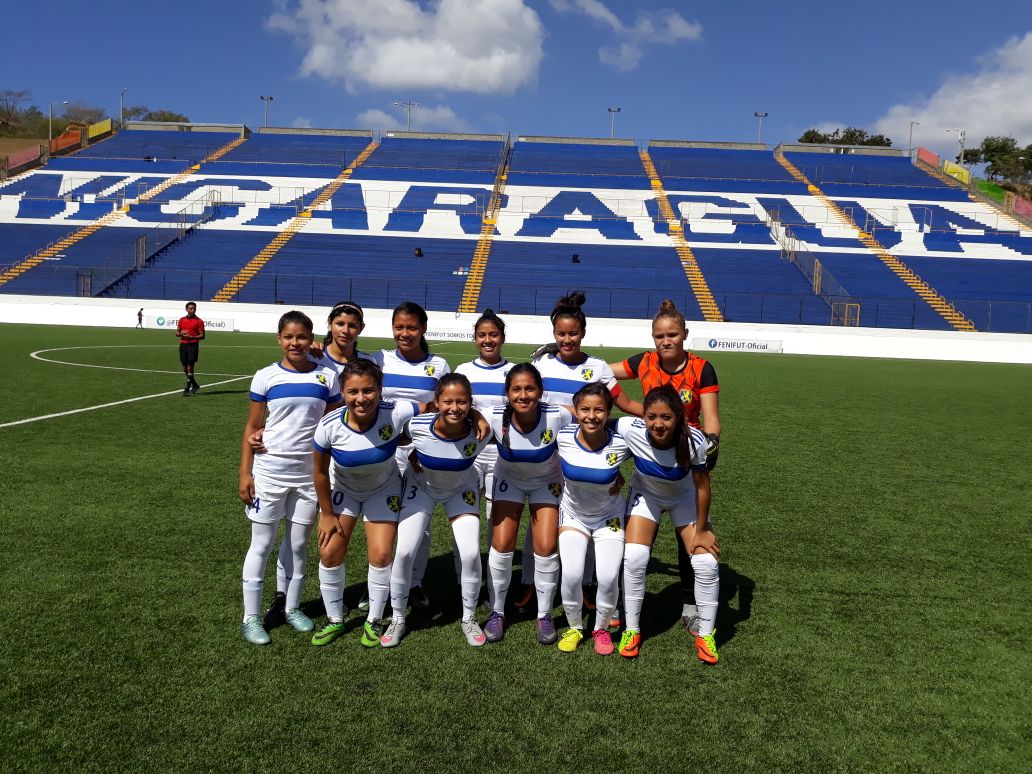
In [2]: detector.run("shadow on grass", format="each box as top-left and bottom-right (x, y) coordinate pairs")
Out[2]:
(638, 563), (753, 648)
(190, 389), (249, 397)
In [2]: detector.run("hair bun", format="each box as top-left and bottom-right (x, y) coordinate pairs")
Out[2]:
(658, 299), (677, 313)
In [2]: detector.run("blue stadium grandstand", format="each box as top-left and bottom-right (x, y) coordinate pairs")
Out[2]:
(1, 124), (1029, 333)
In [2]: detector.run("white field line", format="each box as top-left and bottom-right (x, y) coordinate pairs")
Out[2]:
(0, 345), (258, 429)
(0, 376), (250, 428)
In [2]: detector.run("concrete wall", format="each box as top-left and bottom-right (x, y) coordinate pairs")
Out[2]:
(777, 143), (905, 157)
(125, 122), (247, 136)
(384, 131), (506, 142)
(516, 136), (636, 146)
(1, 295), (1029, 364)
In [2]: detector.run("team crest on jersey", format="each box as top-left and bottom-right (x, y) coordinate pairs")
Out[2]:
(462, 489), (477, 506)
(424, 365), (436, 376)
(606, 452), (620, 466)
(607, 517), (621, 532)
(378, 424), (394, 441)
(386, 496), (401, 513)
(548, 482), (562, 498)
(680, 388), (693, 403)
(463, 442), (477, 457)
(316, 374), (328, 386)
(581, 368), (594, 381)
(540, 428), (555, 444)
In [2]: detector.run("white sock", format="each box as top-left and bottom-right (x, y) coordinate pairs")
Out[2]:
(534, 552), (560, 618)
(487, 547), (514, 614)
(318, 562), (346, 623)
(592, 537), (624, 629)
(622, 543), (651, 631)
(691, 553), (719, 636)
(281, 519), (313, 611)
(367, 562), (392, 622)
(558, 530), (588, 630)
(275, 558), (287, 596)
(520, 527), (535, 584)
(451, 515), (482, 620)
(390, 509), (429, 617)
(242, 521), (278, 620)
(411, 520), (432, 588)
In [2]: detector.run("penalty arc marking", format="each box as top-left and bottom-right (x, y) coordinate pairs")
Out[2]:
(1, 345), (261, 429)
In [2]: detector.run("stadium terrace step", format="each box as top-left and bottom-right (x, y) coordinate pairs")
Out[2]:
(457, 151), (510, 314)
(774, 152), (976, 332)
(640, 149), (723, 322)
(210, 139), (380, 302)
(0, 134), (248, 289)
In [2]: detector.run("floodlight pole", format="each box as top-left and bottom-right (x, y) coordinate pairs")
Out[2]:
(260, 96), (274, 128)
(49, 100), (68, 144)
(947, 128), (967, 168)
(608, 107), (621, 139)
(120, 88), (127, 127)
(908, 120), (919, 155)
(754, 112), (768, 144)
(395, 100), (419, 131)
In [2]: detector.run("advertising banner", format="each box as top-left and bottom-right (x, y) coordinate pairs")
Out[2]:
(146, 314), (235, 332)
(691, 336), (783, 354)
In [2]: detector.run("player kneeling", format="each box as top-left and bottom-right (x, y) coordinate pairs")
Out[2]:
(617, 385), (720, 663)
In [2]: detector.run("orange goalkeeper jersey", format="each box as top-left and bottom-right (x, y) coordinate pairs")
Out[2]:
(622, 351), (718, 429)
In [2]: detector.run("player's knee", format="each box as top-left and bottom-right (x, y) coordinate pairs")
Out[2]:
(690, 552), (719, 576)
(623, 542), (650, 574)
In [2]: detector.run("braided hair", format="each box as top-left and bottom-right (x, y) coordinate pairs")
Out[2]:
(500, 363), (543, 449)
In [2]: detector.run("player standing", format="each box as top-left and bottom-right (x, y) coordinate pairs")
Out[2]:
(482, 363), (571, 644)
(309, 360), (424, 648)
(609, 299), (721, 634)
(388, 374), (491, 647)
(554, 383), (630, 655)
(176, 301), (205, 397)
(371, 302), (450, 611)
(238, 311), (341, 645)
(614, 386), (719, 663)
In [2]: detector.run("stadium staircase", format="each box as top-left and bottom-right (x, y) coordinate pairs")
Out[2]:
(914, 158), (1031, 232)
(640, 149), (723, 322)
(775, 151), (976, 331)
(457, 145), (511, 314)
(210, 139), (379, 302)
(0, 135), (247, 288)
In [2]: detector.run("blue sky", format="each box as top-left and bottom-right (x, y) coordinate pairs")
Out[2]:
(4, 1), (1032, 156)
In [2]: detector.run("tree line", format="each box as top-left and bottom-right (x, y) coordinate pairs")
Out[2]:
(0, 89), (188, 139)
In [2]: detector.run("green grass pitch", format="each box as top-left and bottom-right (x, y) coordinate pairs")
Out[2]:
(0, 322), (1029, 772)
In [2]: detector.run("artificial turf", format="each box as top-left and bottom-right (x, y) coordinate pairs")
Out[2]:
(0, 322), (1028, 772)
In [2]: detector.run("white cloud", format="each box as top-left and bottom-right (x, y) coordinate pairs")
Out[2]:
(873, 32), (1032, 154)
(357, 104), (468, 132)
(292, 116), (312, 128)
(356, 108), (401, 130)
(267, 0), (544, 95)
(550, 0), (701, 72)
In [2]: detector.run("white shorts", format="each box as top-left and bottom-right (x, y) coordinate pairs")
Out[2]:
(625, 485), (698, 528)
(493, 475), (563, 507)
(558, 505), (624, 541)
(331, 475), (403, 523)
(474, 445), (498, 501)
(400, 477), (481, 520)
(245, 478), (318, 526)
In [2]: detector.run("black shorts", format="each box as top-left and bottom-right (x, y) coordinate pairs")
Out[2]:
(179, 342), (199, 366)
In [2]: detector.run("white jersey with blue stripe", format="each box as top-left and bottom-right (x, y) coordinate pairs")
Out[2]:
(490, 403), (572, 488)
(313, 401), (419, 494)
(407, 414), (491, 499)
(556, 424), (630, 519)
(454, 358), (514, 413)
(616, 416), (707, 499)
(373, 349), (451, 403)
(249, 362), (341, 484)
(311, 348), (375, 380)
(532, 352), (619, 406)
